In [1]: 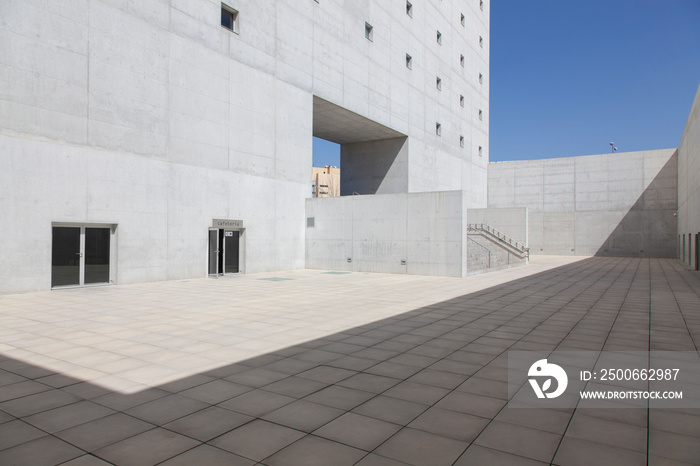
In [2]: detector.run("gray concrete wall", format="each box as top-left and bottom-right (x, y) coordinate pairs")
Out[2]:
(677, 84), (700, 268)
(306, 191), (466, 277)
(467, 207), (528, 246)
(488, 149), (678, 257)
(341, 137), (408, 195)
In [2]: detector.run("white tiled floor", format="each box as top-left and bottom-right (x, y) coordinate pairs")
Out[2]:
(0, 257), (585, 394)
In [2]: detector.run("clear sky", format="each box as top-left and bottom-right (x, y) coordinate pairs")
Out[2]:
(490, 0), (700, 161)
(313, 0), (700, 166)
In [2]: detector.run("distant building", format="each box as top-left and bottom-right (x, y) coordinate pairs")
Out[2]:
(312, 166), (340, 198)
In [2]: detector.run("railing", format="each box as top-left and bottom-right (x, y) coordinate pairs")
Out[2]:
(467, 236), (490, 268)
(467, 223), (530, 260)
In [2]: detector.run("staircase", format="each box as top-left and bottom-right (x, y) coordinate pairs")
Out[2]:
(467, 224), (529, 275)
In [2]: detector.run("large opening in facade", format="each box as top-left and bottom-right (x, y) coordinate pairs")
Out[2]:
(207, 219), (245, 276)
(313, 96), (408, 196)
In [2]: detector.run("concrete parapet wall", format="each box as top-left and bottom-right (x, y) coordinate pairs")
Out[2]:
(488, 149), (678, 257)
(305, 191), (466, 277)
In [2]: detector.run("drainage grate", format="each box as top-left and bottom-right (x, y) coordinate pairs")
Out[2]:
(258, 277), (293, 282)
(322, 271), (351, 275)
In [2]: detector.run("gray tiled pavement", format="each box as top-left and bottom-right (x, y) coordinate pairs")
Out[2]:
(0, 257), (699, 465)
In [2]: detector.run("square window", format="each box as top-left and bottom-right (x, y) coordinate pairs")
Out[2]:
(460, 136), (465, 148)
(437, 30), (442, 45)
(479, 72), (483, 84)
(460, 54), (465, 67)
(365, 22), (373, 41)
(436, 77), (442, 91)
(479, 36), (484, 48)
(460, 95), (465, 107)
(406, 1), (413, 17)
(307, 217), (315, 227)
(479, 109), (483, 120)
(221, 4), (239, 34)
(406, 53), (412, 69)
(436, 123), (442, 136)
(461, 13), (465, 27)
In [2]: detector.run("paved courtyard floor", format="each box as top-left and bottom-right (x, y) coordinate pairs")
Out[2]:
(0, 257), (698, 465)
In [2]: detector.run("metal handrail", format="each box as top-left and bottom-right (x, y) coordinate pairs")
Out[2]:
(467, 236), (490, 269)
(467, 223), (530, 259)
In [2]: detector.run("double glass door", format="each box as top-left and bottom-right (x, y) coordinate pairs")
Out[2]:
(52, 226), (112, 288)
(208, 229), (240, 275)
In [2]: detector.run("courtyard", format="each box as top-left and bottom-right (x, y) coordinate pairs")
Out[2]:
(0, 257), (698, 465)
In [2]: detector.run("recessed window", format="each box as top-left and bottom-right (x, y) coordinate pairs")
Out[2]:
(436, 123), (442, 136)
(460, 136), (465, 148)
(460, 13), (465, 27)
(437, 30), (442, 45)
(460, 95), (465, 107)
(365, 22), (373, 41)
(479, 109), (483, 120)
(406, 53), (412, 69)
(479, 72), (483, 84)
(479, 145), (483, 157)
(406, 1), (413, 17)
(460, 54), (465, 67)
(479, 36), (484, 48)
(307, 217), (315, 227)
(480, 0), (484, 11)
(436, 77), (442, 91)
(221, 4), (239, 34)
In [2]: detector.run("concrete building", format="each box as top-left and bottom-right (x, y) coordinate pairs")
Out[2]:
(677, 85), (700, 270)
(0, 0), (490, 293)
(312, 166), (340, 198)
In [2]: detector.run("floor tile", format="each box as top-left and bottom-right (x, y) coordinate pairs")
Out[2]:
(93, 427), (200, 465)
(553, 436), (647, 466)
(454, 444), (548, 465)
(314, 412), (401, 451)
(408, 407), (489, 442)
(55, 413), (155, 451)
(209, 419), (305, 462)
(303, 385), (376, 410)
(158, 444), (254, 465)
(353, 395), (428, 425)
(262, 399), (344, 432)
(179, 379), (251, 404)
(474, 420), (561, 463)
(0, 419), (47, 451)
(265, 435), (366, 466)
(0, 435), (83, 466)
(125, 393), (208, 425)
(218, 389), (296, 417)
(22, 400), (115, 434)
(0, 389), (81, 417)
(163, 406), (252, 442)
(374, 427), (469, 466)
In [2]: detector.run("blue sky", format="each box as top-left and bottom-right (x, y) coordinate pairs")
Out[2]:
(313, 0), (700, 166)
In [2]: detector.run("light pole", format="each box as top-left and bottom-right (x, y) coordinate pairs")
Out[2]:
(609, 142), (617, 153)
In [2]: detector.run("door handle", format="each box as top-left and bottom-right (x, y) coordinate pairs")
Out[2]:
(76, 253), (83, 257)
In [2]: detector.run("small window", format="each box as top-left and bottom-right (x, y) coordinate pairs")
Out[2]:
(479, 36), (483, 48)
(479, 109), (483, 120)
(480, 0), (484, 11)
(479, 72), (483, 84)
(460, 95), (465, 107)
(307, 217), (315, 227)
(365, 22), (373, 41)
(460, 13), (465, 27)
(460, 136), (465, 148)
(406, 53), (412, 69)
(406, 1), (413, 17)
(478, 145), (483, 157)
(437, 30), (442, 45)
(436, 77), (442, 91)
(436, 123), (442, 136)
(221, 4), (239, 33)
(460, 54), (465, 67)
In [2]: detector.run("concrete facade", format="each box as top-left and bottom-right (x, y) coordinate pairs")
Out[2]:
(0, 0), (490, 293)
(488, 149), (678, 257)
(306, 191), (466, 277)
(677, 84), (700, 269)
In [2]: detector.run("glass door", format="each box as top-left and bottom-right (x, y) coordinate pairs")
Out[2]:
(51, 227), (81, 287)
(208, 229), (219, 275)
(224, 230), (240, 273)
(52, 225), (113, 288)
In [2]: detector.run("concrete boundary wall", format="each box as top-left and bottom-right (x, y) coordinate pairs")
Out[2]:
(677, 84), (700, 268)
(305, 191), (466, 277)
(488, 149), (678, 257)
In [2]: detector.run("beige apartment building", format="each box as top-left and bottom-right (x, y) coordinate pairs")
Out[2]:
(312, 166), (340, 197)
